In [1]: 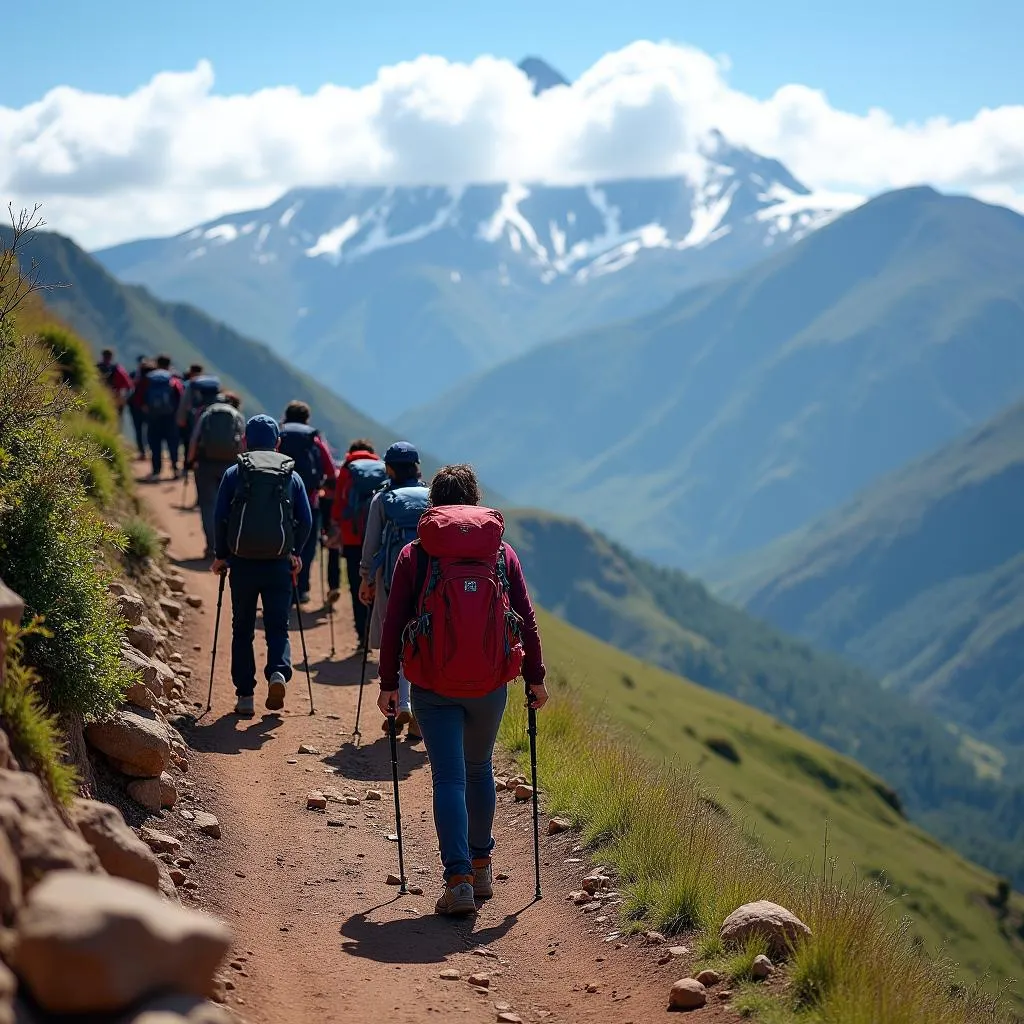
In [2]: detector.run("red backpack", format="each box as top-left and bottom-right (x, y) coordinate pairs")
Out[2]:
(401, 506), (525, 697)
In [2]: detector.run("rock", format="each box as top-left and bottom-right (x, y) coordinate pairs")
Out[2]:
(157, 863), (182, 904)
(0, 770), (99, 889)
(669, 946), (688, 957)
(298, 744), (321, 755)
(494, 778), (508, 792)
(125, 681), (161, 713)
(497, 1014), (523, 1024)
(644, 930), (666, 945)
(668, 978), (707, 1011)
(140, 828), (181, 855)
(12, 870), (231, 1013)
(386, 874), (402, 886)
(127, 778), (164, 813)
(695, 969), (722, 986)
(110, 992), (234, 1022)
(86, 709), (172, 778)
(345, 796), (360, 806)
(70, 800), (161, 891)
(166, 575), (187, 594)
(169, 869), (187, 886)
(509, 775), (527, 787)
(439, 968), (460, 980)
(122, 648), (162, 695)
(495, 872), (509, 881)
(151, 659), (178, 698)
(751, 954), (774, 980)
(186, 595), (203, 609)
(306, 792), (327, 811)
(117, 594), (147, 626)
(468, 973), (490, 988)
(547, 817), (571, 834)
(193, 813), (221, 839)
(365, 789), (383, 801)
(159, 598), (184, 621)
(126, 624), (161, 657)
(169, 653), (184, 664)
(408, 884), (424, 895)
(581, 874), (608, 894)
(513, 784), (534, 801)
(720, 900), (811, 958)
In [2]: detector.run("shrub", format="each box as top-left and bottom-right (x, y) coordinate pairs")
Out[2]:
(705, 736), (741, 763)
(65, 415), (131, 503)
(37, 326), (94, 392)
(121, 517), (159, 563)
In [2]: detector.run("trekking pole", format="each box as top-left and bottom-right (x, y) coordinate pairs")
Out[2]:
(353, 639), (370, 739)
(388, 713), (409, 894)
(527, 683), (542, 900)
(292, 583), (316, 715)
(206, 572), (226, 712)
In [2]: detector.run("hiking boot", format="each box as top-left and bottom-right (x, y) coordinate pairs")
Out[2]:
(326, 588), (341, 606)
(383, 710), (414, 735)
(234, 695), (255, 718)
(472, 859), (493, 900)
(435, 875), (477, 916)
(266, 671), (287, 711)
(406, 714), (422, 741)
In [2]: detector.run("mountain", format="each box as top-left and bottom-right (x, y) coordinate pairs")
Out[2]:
(3, 226), (402, 457)
(403, 187), (1024, 567)
(533, 610), (1024, 998)
(517, 56), (569, 94)
(711, 397), (1024, 754)
(94, 136), (859, 419)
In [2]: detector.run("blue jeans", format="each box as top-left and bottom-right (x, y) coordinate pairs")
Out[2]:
(229, 558), (294, 697)
(296, 506), (319, 597)
(147, 415), (179, 476)
(411, 684), (508, 880)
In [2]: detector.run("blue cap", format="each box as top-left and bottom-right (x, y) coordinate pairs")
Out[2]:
(245, 414), (280, 451)
(384, 441), (419, 466)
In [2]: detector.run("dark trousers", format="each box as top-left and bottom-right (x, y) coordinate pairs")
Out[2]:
(229, 558), (293, 697)
(195, 461), (231, 556)
(297, 506), (319, 597)
(129, 405), (146, 456)
(343, 545), (367, 642)
(147, 415), (179, 476)
(318, 497), (341, 591)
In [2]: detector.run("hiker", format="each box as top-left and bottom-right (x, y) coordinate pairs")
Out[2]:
(141, 354), (184, 480)
(329, 440), (386, 647)
(359, 441), (429, 738)
(210, 415), (312, 717)
(277, 401), (336, 604)
(377, 464), (547, 916)
(95, 349), (132, 422)
(178, 365), (221, 450)
(128, 357), (153, 460)
(187, 391), (244, 559)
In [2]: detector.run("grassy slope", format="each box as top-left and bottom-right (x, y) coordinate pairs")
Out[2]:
(534, 608), (1024, 996)
(403, 187), (1024, 567)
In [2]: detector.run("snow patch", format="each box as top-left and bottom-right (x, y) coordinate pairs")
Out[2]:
(279, 201), (303, 228)
(305, 216), (361, 261)
(549, 221), (566, 257)
(203, 224), (238, 244)
(185, 245), (207, 260)
(478, 184), (548, 262)
(240, 221), (257, 235)
(255, 224), (271, 251)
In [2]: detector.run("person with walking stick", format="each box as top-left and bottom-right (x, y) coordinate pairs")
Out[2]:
(377, 464), (548, 916)
(209, 415), (312, 717)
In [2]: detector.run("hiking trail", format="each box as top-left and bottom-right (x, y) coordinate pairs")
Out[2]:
(142, 472), (743, 1024)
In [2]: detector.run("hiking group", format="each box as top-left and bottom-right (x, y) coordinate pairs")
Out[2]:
(99, 350), (553, 917)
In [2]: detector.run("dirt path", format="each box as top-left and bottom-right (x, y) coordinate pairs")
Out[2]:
(141, 472), (741, 1024)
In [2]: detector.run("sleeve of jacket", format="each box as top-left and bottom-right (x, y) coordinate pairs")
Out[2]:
(359, 493), (385, 580)
(213, 466), (238, 559)
(504, 544), (546, 687)
(314, 437), (337, 486)
(378, 546), (417, 690)
(291, 474), (313, 555)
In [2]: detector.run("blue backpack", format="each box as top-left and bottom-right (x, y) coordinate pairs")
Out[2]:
(344, 458), (388, 534)
(374, 483), (430, 593)
(189, 374), (221, 410)
(145, 370), (176, 418)
(277, 422), (324, 493)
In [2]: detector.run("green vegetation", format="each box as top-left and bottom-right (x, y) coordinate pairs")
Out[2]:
(121, 516), (159, 565)
(501, 610), (1022, 1018)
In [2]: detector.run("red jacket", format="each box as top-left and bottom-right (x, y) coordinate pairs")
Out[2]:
(331, 449), (382, 546)
(310, 435), (337, 507)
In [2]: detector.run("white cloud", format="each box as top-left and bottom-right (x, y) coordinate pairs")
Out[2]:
(2, 41), (1023, 247)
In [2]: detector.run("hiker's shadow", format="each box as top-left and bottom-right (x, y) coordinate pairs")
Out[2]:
(171, 556), (214, 573)
(306, 650), (375, 688)
(339, 903), (526, 964)
(186, 712), (283, 755)
(325, 737), (427, 782)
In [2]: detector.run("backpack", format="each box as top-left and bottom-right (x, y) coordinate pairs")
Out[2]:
(373, 483), (429, 593)
(401, 506), (525, 698)
(189, 375), (221, 410)
(197, 403), (245, 462)
(343, 458), (388, 536)
(96, 361), (116, 385)
(277, 423), (324, 493)
(145, 370), (176, 418)
(227, 451), (296, 559)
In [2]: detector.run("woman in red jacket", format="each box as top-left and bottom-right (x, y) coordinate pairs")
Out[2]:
(377, 464), (548, 916)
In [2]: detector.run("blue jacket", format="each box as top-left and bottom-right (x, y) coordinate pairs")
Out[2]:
(213, 461), (312, 561)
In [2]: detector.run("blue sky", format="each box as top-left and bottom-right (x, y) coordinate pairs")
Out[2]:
(4, 0), (1021, 120)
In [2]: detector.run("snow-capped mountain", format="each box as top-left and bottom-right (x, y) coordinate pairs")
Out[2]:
(96, 134), (860, 420)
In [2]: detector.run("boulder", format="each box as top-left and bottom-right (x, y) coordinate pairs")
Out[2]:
(720, 901), (811, 958)
(125, 681), (161, 713)
(695, 969), (721, 987)
(86, 710), (172, 778)
(0, 828), (22, 924)
(117, 594), (147, 627)
(193, 813), (220, 839)
(12, 871), (231, 1013)
(140, 829), (181, 855)
(122, 647), (162, 696)
(0, 770), (99, 889)
(751, 954), (774, 980)
(547, 817), (571, 834)
(70, 800), (160, 891)
(166, 575), (187, 594)
(668, 978), (707, 1011)
(151, 659), (178, 698)
(159, 599), (184, 622)
(125, 625), (161, 658)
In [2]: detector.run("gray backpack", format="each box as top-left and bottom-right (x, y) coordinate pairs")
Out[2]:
(227, 452), (296, 559)
(198, 403), (245, 462)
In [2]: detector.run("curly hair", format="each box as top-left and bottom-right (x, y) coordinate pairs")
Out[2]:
(429, 464), (481, 507)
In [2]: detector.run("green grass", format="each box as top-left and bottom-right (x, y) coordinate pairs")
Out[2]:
(121, 516), (159, 564)
(501, 610), (1024, 1017)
